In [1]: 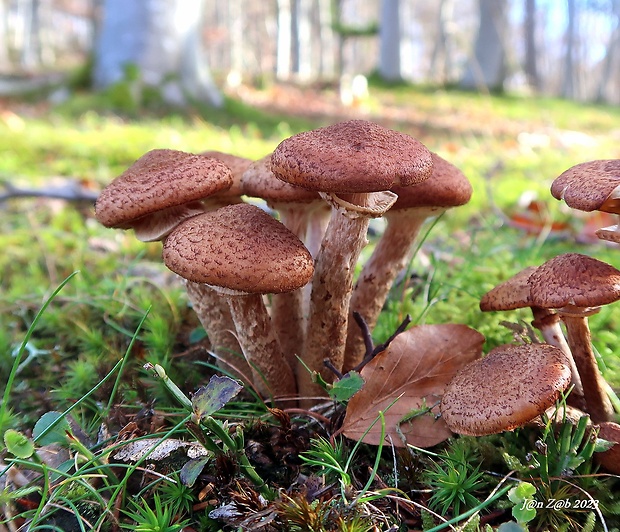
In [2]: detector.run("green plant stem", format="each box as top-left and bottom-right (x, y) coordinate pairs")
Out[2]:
(1, 271), (79, 430)
(425, 483), (513, 532)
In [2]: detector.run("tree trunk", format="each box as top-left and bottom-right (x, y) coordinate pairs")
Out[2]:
(378, 0), (401, 81)
(460, 0), (508, 92)
(276, 0), (292, 80)
(561, 0), (577, 99)
(595, 0), (620, 103)
(523, 0), (540, 91)
(93, 0), (222, 107)
(429, 0), (454, 84)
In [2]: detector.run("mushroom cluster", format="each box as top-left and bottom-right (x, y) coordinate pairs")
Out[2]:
(442, 159), (620, 442)
(95, 120), (475, 404)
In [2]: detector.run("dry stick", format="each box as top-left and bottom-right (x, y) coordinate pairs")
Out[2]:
(561, 313), (614, 423)
(184, 281), (252, 381)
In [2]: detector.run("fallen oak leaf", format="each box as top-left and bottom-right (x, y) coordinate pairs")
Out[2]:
(342, 323), (484, 448)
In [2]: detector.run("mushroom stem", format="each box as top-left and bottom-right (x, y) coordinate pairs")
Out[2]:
(530, 307), (584, 398)
(270, 289), (306, 370)
(184, 281), (252, 381)
(344, 209), (429, 371)
(299, 198), (372, 400)
(227, 293), (297, 400)
(560, 313), (614, 422)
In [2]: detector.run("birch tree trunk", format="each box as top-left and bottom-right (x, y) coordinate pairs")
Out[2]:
(93, 0), (222, 107)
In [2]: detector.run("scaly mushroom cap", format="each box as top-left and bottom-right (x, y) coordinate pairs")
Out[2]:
(528, 253), (620, 309)
(200, 150), (253, 197)
(390, 152), (472, 210)
(479, 266), (537, 312)
(270, 119), (433, 193)
(241, 154), (321, 204)
(95, 149), (233, 232)
(551, 159), (620, 213)
(440, 344), (572, 436)
(162, 203), (314, 294)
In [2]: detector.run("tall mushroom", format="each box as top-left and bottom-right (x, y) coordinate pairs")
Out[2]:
(241, 154), (330, 368)
(95, 149), (251, 379)
(528, 253), (619, 422)
(162, 203), (314, 400)
(550, 159), (620, 244)
(440, 344), (572, 436)
(271, 120), (433, 400)
(344, 152), (472, 371)
(479, 266), (584, 401)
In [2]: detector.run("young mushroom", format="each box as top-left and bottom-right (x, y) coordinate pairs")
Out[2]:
(162, 203), (314, 400)
(344, 152), (472, 371)
(440, 344), (572, 436)
(528, 253), (619, 422)
(479, 265), (584, 402)
(271, 120), (433, 400)
(550, 159), (620, 244)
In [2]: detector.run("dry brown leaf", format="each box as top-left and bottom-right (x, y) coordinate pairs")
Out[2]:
(342, 323), (484, 448)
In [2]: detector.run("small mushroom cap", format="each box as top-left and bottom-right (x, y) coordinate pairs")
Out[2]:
(479, 266), (537, 311)
(271, 120), (433, 193)
(200, 150), (253, 197)
(241, 154), (321, 204)
(95, 149), (233, 228)
(390, 152), (472, 210)
(595, 421), (620, 473)
(551, 159), (620, 213)
(162, 203), (314, 294)
(440, 344), (572, 436)
(528, 253), (620, 309)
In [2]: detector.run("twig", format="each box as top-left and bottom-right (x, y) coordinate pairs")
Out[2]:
(352, 314), (412, 373)
(0, 179), (99, 203)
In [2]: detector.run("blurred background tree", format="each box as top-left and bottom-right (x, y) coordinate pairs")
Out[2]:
(0, 0), (619, 104)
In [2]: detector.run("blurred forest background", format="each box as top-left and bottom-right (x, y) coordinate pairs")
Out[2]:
(1, 0), (619, 106)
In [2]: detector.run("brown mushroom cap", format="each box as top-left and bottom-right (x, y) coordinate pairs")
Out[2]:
(551, 160), (620, 213)
(270, 119), (433, 193)
(479, 266), (538, 312)
(596, 421), (620, 473)
(241, 154), (321, 204)
(95, 149), (233, 229)
(162, 203), (314, 294)
(528, 253), (620, 309)
(390, 152), (472, 210)
(200, 150), (253, 197)
(440, 344), (572, 436)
